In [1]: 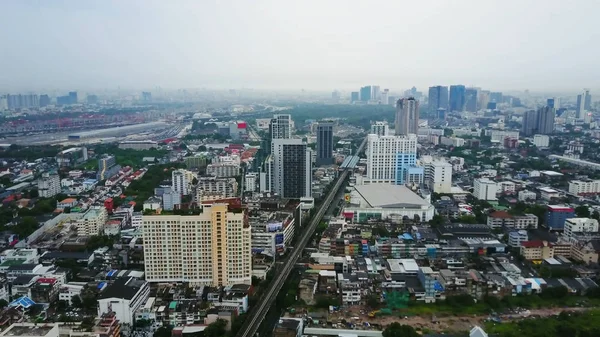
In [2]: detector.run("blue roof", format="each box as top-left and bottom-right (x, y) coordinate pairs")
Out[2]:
(9, 296), (36, 309)
(107, 269), (118, 277)
(402, 233), (414, 240)
(98, 282), (106, 289)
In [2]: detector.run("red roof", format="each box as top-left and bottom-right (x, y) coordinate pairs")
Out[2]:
(489, 211), (512, 219)
(521, 240), (552, 248)
(37, 278), (57, 285)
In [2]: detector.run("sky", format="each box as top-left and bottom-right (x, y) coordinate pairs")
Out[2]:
(1, 0), (599, 93)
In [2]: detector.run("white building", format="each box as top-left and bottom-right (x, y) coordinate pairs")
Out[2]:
(131, 212), (142, 228)
(37, 173), (60, 198)
(518, 190), (537, 201)
(59, 282), (85, 304)
(172, 169), (195, 196)
(533, 134), (550, 147)
(345, 184), (435, 222)
(245, 173), (257, 192)
(370, 121), (389, 136)
(97, 277), (150, 325)
(497, 181), (516, 194)
(206, 163), (241, 178)
(74, 206), (108, 236)
(422, 158), (452, 193)
(365, 134), (419, 185)
(195, 176), (238, 200)
(564, 218), (599, 239)
(508, 230), (528, 247)
(143, 197), (162, 211)
(142, 204), (252, 286)
(473, 178), (497, 200)
(569, 180), (600, 196)
(488, 130), (519, 143)
(539, 187), (560, 200)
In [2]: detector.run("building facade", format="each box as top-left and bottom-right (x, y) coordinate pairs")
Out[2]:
(473, 178), (497, 200)
(316, 121), (334, 166)
(142, 204), (252, 286)
(395, 97), (419, 136)
(428, 86), (449, 113)
(365, 134), (420, 185)
(37, 173), (60, 198)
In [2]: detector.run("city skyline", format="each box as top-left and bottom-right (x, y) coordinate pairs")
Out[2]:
(1, 0), (599, 92)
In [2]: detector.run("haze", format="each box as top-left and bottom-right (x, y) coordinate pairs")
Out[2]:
(1, 0), (599, 92)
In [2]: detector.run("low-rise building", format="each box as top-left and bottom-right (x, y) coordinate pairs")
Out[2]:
(473, 178), (497, 201)
(520, 240), (554, 260)
(518, 190), (537, 201)
(569, 180), (600, 196)
(564, 218), (599, 239)
(508, 230), (528, 247)
(75, 206), (108, 236)
(546, 205), (575, 231)
(539, 187), (560, 201)
(97, 277), (150, 325)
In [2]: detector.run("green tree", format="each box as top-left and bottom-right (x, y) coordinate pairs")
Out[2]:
(204, 319), (227, 337)
(575, 205), (591, 218)
(154, 326), (173, 337)
(71, 295), (82, 308)
(0, 299), (8, 308)
(382, 323), (419, 337)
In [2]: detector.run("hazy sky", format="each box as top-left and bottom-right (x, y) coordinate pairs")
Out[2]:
(1, 0), (599, 93)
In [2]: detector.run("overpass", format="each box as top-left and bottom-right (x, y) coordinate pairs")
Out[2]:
(236, 136), (367, 337)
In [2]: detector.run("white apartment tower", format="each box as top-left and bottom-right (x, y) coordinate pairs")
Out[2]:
(473, 178), (498, 200)
(370, 121), (389, 136)
(75, 206), (108, 236)
(366, 134), (418, 184)
(395, 97), (420, 136)
(423, 159), (453, 193)
(37, 173), (61, 198)
(533, 134), (550, 147)
(142, 204), (252, 286)
(172, 169), (194, 196)
(269, 114), (292, 141)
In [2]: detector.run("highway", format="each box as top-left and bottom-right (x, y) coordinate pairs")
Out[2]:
(237, 136), (367, 337)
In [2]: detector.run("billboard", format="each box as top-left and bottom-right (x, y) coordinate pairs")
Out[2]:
(267, 222), (283, 232)
(275, 233), (284, 245)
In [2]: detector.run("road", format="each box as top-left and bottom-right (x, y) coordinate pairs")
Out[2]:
(236, 137), (366, 337)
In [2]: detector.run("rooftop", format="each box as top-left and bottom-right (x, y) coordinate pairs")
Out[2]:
(354, 184), (429, 208)
(99, 277), (147, 300)
(0, 323), (55, 337)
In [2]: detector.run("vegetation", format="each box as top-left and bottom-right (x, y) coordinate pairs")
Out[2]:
(204, 319), (227, 337)
(486, 310), (600, 337)
(0, 144), (63, 161)
(285, 104), (395, 131)
(382, 323), (419, 337)
(120, 163), (185, 211)
(92, 143), (167, 168)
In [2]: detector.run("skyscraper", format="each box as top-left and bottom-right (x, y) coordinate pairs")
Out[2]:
(39, 94), (50, 107)
(490, 92), (503, 103)
(428, 86), (449, 113)
(449, 85), (466, 112)
(360, 86), (372, 102)
(142, 204), (252, 286)
(68, 91), (78, 104)
(316, 121), (334, 166)
(365, 134), (421, 185)
(395, 97), (419, 136)
(142, 91), (152, 102)
(269, 114), (292, 140)
(350, 92), (359, 102)
(270, 139), (312, 198)
(537, 106), (556, 135)
(522, 106), (555, 136)
(576, 89), (590, 119)
(372, 86), (381, 101)
(370, 121), (389, 136)
(464, 88), (479, 112)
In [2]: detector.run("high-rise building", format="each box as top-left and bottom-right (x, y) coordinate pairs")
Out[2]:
(464, 88), (479, 112)
(87, 95), (98, 104)
(381, 90), (389, 105)
(360, 86), (372, 102)
(387, 96), (396, 106)
(428, 86), (449, 113)
(97, 155), (121, 181)
(490, 92), (503, 103)
(370, 121), (389, 136)
(316, 121), (334, 166)
(39, 94), (50, 107)
(269, 139), (312, 198)
(422, 158), (453, 193)
(473, 178), (497, 200)
(585, 89), (592, 110)
(478, 90), (490, 110)
(269, 114), (292, 140)
(0, 96), (7, 110)
(366, 134), (420, 185)
(350, 92), (359, 103)
(576, 89), (590, 119)
(372, 86), (381, 101)
(521, 107), (555, 136)
(142, 92), (152, 102)
(395, 97), (419, 136)
(172, 169), (194, 196)
(449, 85), (466, 112)
(37, 173), (61, 198)
(547, 98), (556, 109)
(537, 106), (555, 135)
(142, 204), (252, 286)
(68, 91), (78, 104)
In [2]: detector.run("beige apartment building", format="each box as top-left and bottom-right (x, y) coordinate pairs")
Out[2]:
(75, 206), (108, 236)
(142, 204), (251, 286)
